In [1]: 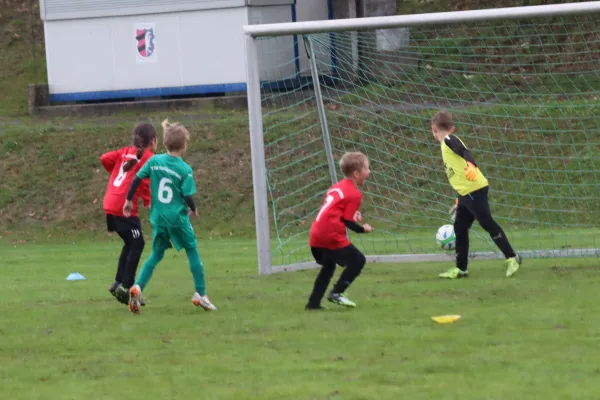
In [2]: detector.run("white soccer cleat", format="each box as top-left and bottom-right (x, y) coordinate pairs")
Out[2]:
(192, 293), (217, 311)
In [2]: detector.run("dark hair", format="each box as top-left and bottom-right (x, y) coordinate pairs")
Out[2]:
(122, 123), (157, 172)
(431, 110), (455, 131)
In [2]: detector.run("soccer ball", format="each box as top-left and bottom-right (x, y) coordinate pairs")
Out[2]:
(436, 224), (456, 250)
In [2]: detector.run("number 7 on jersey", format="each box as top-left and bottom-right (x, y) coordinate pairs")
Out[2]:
(315, 188), (344, 222)
(315, 195), (334, 222)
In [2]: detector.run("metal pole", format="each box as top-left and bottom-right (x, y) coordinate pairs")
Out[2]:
(244, 34), (272, 276)
(244, 1), (600, 37)
(306, 36), (338, 185)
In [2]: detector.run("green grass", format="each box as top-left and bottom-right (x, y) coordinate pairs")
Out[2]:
(270, 228), (600, 267)
(3, 237), (600, 399)
(0, 2), (46, 117)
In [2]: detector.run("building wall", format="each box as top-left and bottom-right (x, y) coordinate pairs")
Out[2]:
(44, 7), (249, 101)
(42, 0), (334, 102)
(40, 0), (245, 20)
(296, 0), (333, 75)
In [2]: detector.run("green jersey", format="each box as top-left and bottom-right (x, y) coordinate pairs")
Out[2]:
(137, 154), (196, 227)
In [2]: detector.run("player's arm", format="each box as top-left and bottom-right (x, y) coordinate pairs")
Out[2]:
(444, 135), (477, 165)
(341, 194), (370, 233)
(125, 177), (142, 201)
(182, 169), (198, 216)
(184, 196), (196, 213)
(342, 219), (365, 233)
(445, 135), (478, 181)
(140, 178), (151, 208)
(123, 160), (151, 216)
(125, 163), (151, 201)
(100, 150), (120, 172)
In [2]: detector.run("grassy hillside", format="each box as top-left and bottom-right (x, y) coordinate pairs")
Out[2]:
(0, 113), (255, 237)
(396, 0), (585, 14)
(0, 0), (45, 117)
(1, 102), (599, 242)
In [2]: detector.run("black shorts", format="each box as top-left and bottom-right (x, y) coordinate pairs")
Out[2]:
(311, 244), (363, 268)
(457, 186), (491, 220)
(106, 214), (142, 234)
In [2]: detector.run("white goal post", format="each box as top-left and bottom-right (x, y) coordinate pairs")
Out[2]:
(244, 2), (600, 276)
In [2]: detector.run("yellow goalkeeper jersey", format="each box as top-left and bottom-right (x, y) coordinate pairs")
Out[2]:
(441, 135), (488, 196)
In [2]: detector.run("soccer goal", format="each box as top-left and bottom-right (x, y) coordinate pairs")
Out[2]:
(244, 2), (600, 276)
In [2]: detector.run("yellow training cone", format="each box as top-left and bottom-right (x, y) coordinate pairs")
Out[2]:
(432, 315), (461, 324)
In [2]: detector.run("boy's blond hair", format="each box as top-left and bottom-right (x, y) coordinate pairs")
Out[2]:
(162, 119), (190, 152)
(431, 110), (455, 131)
(339, 152), (368, 177)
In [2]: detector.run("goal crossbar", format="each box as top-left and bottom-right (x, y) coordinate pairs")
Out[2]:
(244, 2), (600, 37)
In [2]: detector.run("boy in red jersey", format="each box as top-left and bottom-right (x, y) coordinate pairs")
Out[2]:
(100, 123), (157, 304)
(306, 152), (372, 310)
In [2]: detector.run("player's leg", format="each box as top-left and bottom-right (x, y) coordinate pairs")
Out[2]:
(119, 217), (145, 290)
(468, 186), (521, 277)
(186, 247), (216, 311)
(171, 223), (216, 311)
(439, 203), (474, 279)
(306, 247), (336, 310)
(129, 247), (165, 314)
(113, 230), (132, 304)
(106, 214), (123, 297)
(115, 241), (130, 285)
(328, 244), (366, 308)
(128, 225), (168, 314)
(113, 217), (146, 305)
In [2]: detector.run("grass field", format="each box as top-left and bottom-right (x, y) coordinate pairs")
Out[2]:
(3, 237), (600, 399)
(2, 2), (600, 398)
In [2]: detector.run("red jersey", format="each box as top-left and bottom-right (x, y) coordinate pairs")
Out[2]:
(100, 146), (152, 217)
(309, 178), (363, 250)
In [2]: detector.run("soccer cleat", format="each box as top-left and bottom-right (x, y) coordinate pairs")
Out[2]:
(139, 293), (146, 307)
(128, 284), (142, 315)
(114, 285), (130, 305)
(505, 254), (522, 277)
(327, 292), (356, 308)
(108, 281), (120, 297)
(305, 303), (327, 311)
(439, 267), (469, 279)
(192, 293), (217, 311)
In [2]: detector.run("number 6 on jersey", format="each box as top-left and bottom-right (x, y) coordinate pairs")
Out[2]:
(158, 177), (173, 204)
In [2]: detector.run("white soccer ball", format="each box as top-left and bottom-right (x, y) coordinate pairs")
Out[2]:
(436, 224), (456, 251)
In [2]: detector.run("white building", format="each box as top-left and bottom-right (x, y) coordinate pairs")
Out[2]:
(39, 0), (333, 103)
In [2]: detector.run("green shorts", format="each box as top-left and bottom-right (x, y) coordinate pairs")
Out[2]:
(152, 222), (197, 252)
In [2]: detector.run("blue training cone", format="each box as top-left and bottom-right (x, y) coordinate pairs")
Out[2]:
(66, 272), (86, 281)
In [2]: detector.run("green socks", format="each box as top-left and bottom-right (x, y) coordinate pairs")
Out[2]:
(186, 247), (207, 296)
(134, 247), (206, 296)
(135, 249), (164, 291)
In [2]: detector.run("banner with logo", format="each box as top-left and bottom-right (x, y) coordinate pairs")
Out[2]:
(135, 23), (157, 63)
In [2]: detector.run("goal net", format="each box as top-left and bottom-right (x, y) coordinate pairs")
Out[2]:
(244, 2), (600, 275)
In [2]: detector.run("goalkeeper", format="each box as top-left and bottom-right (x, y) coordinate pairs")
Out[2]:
(431, 111), (521, 279)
